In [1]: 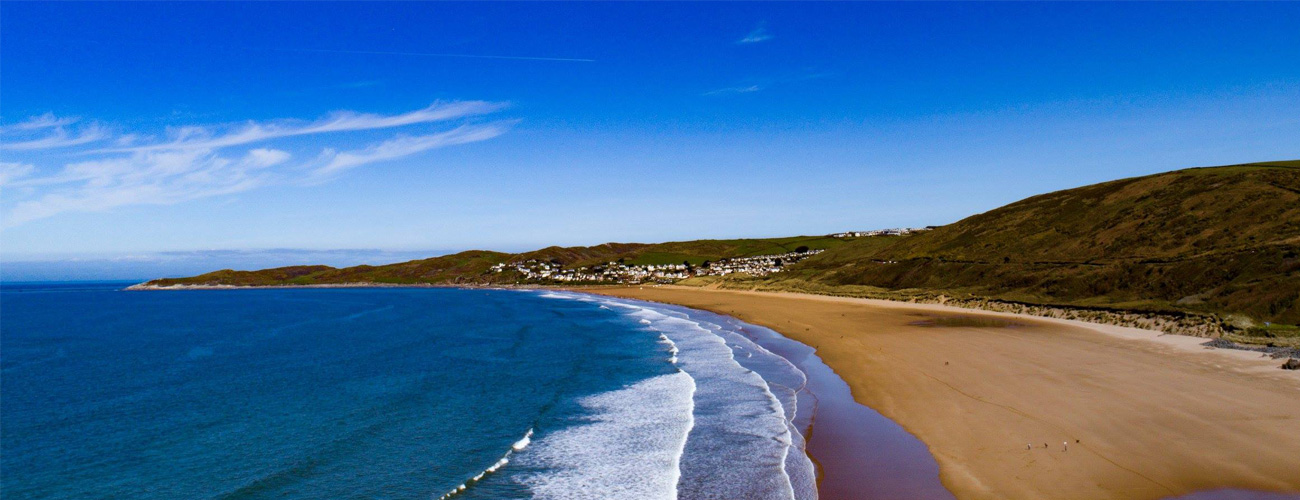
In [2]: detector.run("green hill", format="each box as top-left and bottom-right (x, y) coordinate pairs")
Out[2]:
(142, 160), (1300, 329)
(770, 160), (1300, 325)
(142, 235), (847, 287)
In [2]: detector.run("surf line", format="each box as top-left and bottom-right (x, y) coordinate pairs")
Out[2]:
(435, 428), (534, 500)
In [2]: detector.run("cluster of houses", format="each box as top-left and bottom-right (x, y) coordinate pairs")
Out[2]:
(830, 227), (934, 238)
(489, 249), (824, 284)
(489, 260), (690, 283)
(693, 250), (824, 277)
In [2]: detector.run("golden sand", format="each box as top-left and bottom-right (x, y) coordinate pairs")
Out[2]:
(590, 286), (1300, 500)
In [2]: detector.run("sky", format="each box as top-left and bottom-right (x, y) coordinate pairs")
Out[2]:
(2, 2), (1299, 280)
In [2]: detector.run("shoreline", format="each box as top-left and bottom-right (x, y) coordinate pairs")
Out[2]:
(124, 281), (1300, 498)
(550, 291), (819, 499)
(633, 297), (954, 500)
(589, 286), (1300, 500)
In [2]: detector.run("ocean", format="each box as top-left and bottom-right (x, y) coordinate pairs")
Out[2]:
(0, 283), (817, 500)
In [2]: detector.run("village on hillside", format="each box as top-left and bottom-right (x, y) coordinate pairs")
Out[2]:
(487, 226), (938, 284)
(491, 249), (825, 284)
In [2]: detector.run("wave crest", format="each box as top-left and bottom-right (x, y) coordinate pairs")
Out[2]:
(435, 428), (534, 500)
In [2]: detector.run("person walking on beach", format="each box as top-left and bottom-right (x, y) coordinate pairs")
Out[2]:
(1063, 441), (1068, 452)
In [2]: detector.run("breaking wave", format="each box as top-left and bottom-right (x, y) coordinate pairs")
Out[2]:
(531, 291), (817, 500)
(436, 428), (534, 500)
(513, 373), (696, 500)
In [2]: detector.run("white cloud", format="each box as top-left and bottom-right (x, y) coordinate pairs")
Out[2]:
(1, 102), (510, 227)
(0, 162), (36, 186)
(1, 124), (109, 151)
(105, 100), (506, 153)
(314, 124), (510, 177)
(245, 148), (294, 168)
(4, 149), (275, 227)
(737, 24), (773, 44)
(0, 113), (79, 132)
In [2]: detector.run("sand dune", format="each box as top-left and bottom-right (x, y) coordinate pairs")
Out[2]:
(591, 286), (1300, 500)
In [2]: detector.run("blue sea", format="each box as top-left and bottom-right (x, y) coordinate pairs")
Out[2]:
(1, 283), (816, 500)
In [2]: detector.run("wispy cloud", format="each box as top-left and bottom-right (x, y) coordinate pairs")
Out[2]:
(737, 23), (773, 44)
(5, 149), (284, 226)
(314, 123), (511, 178)
(103, 100), (505, 153)
(0, 113), (80, 132)
(703, 71), (832, 97)
(1, 122), (109, 151)
(1, 102), (510, 227)
(0, 162), (36, 186)
(704, 85), (764, 96)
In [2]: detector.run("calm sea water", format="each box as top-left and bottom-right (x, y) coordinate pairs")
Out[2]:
(1, 284), (815, 500)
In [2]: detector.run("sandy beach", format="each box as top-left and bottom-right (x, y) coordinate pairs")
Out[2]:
(590, 286), (1300, 500)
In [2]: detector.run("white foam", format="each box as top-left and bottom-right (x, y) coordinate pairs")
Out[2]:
(514, 372), (696, 500)
(520, 290), (817, 500)
(511, 429), (533, 451)
(581, 296), (813, 500)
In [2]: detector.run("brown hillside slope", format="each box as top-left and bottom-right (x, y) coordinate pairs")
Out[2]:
(785, 161), (1300, 324)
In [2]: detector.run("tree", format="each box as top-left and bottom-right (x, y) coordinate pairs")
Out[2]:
(701, 260), (711, 268)
(795, 246), (810, 253)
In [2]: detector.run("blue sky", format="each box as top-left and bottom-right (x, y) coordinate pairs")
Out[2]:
(2, 2), (1299, 278)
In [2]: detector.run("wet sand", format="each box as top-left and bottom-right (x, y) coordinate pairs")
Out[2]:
(590, 286), (1300, 500)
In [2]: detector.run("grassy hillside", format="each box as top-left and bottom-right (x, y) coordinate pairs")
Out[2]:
(143, 236), (849, 287)
(768, 161), (1300, 325)
(146, 251), (514, 287)
(144, 160), (1300, 329)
